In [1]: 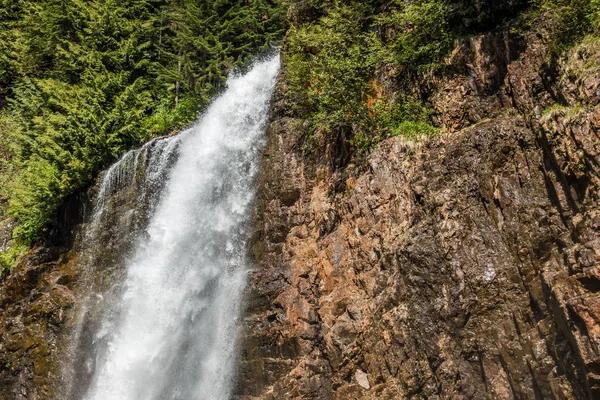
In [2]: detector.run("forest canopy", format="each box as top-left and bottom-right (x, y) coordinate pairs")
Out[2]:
(0, 0), (286, 253)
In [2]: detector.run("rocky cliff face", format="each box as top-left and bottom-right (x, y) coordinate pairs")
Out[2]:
(1, 11), (599, 400)
(236, 18), (600, 400)
(0, 193), (84, 400)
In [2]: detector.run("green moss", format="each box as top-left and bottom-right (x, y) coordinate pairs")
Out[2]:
(392, 121), (439, 138)
(0, 243), (27, 271)
(541, 103), (584, 120)
(542, 103), (568, 117)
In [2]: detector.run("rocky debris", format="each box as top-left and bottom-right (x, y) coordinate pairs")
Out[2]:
(354, 369), (370, 390)
(236, 20), (600, 400)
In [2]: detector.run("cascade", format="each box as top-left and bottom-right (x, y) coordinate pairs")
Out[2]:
(64, 54), (280, 400)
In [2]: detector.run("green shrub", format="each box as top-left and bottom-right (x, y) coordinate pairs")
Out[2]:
(393, 121), (439, 138)
(590, 0), (600, 30)
(0, 243), (27, 271)
(284, 0), (599, 161)
(284, 0), (451, 156)
(373, 0), (452, 70)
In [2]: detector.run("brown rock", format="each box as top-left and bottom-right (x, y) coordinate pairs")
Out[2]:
(236, 19), (600, 400)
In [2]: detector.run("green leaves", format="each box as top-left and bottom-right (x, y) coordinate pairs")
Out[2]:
(284, 1), (442, 156)
(283, 0), (599, 160)
(375, 0), (452, 68)
(593, 0), (600, 30)
(0, 0), (287, 247)
(10, 156), (65, 244)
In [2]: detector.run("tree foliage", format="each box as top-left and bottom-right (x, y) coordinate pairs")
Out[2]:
(284, 0), (452, 155)
(0, 0), (286, 248)
(283, 0), (599, 159)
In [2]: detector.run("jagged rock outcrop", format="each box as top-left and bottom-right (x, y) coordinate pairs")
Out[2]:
(236, 18), (600, 400)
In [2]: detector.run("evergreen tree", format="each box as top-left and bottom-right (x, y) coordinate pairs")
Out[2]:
(0, 0), (286, 255)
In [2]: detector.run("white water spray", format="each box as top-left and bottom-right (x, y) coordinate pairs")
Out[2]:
(75, 54), (279, 400)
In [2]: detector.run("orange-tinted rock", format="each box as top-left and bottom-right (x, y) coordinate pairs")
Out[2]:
(236, 19), (600, 400)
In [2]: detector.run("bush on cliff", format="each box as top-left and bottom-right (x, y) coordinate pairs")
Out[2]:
(284, 1), (441, 154)
(283, 0), (599, 160)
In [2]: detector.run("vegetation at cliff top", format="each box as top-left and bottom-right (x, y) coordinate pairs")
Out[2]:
(1, 0), (599, 267)
(283, 0), (600, 162)
(0, 0), (286, 259)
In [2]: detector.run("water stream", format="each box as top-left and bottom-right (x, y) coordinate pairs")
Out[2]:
(66, 54), (280, 400)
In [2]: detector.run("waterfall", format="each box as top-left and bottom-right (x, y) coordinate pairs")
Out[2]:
(65, 54), (280, 400)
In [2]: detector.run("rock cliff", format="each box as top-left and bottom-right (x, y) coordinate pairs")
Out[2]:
(236, 17), (600, 400)
(0, 191), (85, 400)
(1, 8), (600, 400)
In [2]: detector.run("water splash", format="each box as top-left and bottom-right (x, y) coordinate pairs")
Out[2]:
(67, 54), (280, 400)
(90, 135), (181, 235)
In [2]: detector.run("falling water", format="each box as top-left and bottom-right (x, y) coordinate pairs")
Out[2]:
(67, 54), (280, 400)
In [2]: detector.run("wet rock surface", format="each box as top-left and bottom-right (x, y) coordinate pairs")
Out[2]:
(0, 247), (77, 400)
(236, 23), (600, 400)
